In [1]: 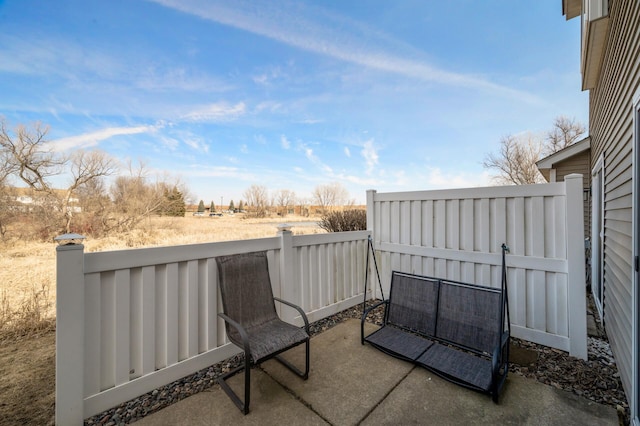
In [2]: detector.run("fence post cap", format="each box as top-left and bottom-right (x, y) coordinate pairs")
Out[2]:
(277, 224), (293, 232)
(54, 233), (86, 246)
(564, 173), (583, 180)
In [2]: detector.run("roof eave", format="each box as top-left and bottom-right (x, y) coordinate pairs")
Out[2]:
(536, 136), (591, 170)
(563, 0), (582, 20)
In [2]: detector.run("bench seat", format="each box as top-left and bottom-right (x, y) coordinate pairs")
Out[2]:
(365, 325), (434, 362)
(416, 343), (493, 392)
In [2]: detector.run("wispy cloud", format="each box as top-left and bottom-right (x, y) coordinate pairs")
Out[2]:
(344, 147), (351, 157)
(183, 137), (209, 153)
(0, 35), (123, 80)
(135, 67), (233, 93)
(424, 167), (492, 189)
(301, 143), (332, 173)
(251, 65), (285, 86)
(297, 118), (324, 124)
(180, 102), (246, 122)
(51, 125), (157, 151)
(281, 135), (291, 149)
(361, 139), (378, 174)
(254, 101), (282, 113)
(189, 165), (243, 178)
(149, 0), (542, 104)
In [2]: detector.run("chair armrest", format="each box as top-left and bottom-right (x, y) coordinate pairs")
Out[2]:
(218, 312), (252, 360)
(361, 299), (388, 345)
(273, 297), (310, 335)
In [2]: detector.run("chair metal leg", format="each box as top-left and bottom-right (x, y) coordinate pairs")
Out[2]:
(274, 338), (310, 379)
(217, 354), (252, 415)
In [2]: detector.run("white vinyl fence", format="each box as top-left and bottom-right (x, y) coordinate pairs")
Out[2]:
(366, 174), (587, 361)
(56, 175), (588, 424)
(56, 229), (370, 424)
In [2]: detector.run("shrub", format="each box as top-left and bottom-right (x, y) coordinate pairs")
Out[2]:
(319, 209), (367, 232)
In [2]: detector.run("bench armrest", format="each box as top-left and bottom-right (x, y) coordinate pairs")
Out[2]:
(361, 299), (388, 344)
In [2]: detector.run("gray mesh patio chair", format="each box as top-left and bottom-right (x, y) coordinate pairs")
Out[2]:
(215, 251), (310, 415)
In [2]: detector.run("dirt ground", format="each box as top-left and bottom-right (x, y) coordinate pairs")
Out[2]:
(0, 330), (56, 425)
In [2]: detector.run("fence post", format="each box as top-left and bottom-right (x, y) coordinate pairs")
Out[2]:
(366, 190), (378, 300)
(366, 189), (376, 236)
(565, 174), (588, 360)
(278, 225), (298, 324)
(55, 234), (86, 425)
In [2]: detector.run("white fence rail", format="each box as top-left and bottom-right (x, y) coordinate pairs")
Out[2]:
(56, 229), (370, 424)
(366, 174), (587, 361)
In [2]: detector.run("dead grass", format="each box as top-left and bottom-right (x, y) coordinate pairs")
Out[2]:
(0, 330), (55, 426)
(0, 213), (322, 425)
(0, 214), (322, 327)
(0, 284), (55, 341)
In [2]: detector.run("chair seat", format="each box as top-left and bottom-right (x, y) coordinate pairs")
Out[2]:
(238, 319), (309, 363)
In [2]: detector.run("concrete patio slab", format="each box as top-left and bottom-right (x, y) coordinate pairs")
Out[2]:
(136, 369), (327, 426)
(134, 368), (326, 426)
(132, 319), (620, 426)
(261, 320), (413, 425)
(361, 364), (618, 426)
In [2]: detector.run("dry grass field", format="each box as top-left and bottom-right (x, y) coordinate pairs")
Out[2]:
(0, 213), (324, 425)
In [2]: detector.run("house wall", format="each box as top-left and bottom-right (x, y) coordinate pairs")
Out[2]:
(588, 0), (639, 400)
(554, 149), (591, 240)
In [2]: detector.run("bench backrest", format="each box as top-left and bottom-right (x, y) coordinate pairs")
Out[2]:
(387, 272), (505, 355)
(387, 272), (439, 336)
(435, 279), (503, 354)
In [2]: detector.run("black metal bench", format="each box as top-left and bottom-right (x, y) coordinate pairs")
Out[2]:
(361, 247), (510, 402)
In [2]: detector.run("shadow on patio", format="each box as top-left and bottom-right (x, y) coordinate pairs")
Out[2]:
(133, 319), (618, 426)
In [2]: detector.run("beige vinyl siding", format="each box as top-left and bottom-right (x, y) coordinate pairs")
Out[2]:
(555, 150), (591, 239)
(588, 0), (639, 398)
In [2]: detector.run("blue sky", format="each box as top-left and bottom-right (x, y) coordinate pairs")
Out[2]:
(0, 0), (586, 205)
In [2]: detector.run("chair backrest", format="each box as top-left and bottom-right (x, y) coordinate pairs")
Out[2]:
(215, 251), (278, 332)
(387, 272), (440, 336)
(435, 280), (502, 354)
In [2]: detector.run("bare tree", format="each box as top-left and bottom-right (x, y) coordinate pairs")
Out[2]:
(108, 162), (182, 231)
(483, 133), (545, 185)
(75, 176), (112, 235)
(0, 120), (63, 191)
(0, 146), (15, 238)
(297, 197), (312, 217)
(76, 176), (110, 213)
(273, 189), (296, 217)
(243, 184), (270, 218)
(0, 119), (118, 238)
(545, 116), (586, 155)
(0, 184), (16, 239)
(62, 150), (118, 232)
(483, 116), (586, 186)
(312, 182), (350, 213)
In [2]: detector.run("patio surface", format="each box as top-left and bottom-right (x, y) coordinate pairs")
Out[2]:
(135, 319), (619, 425)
